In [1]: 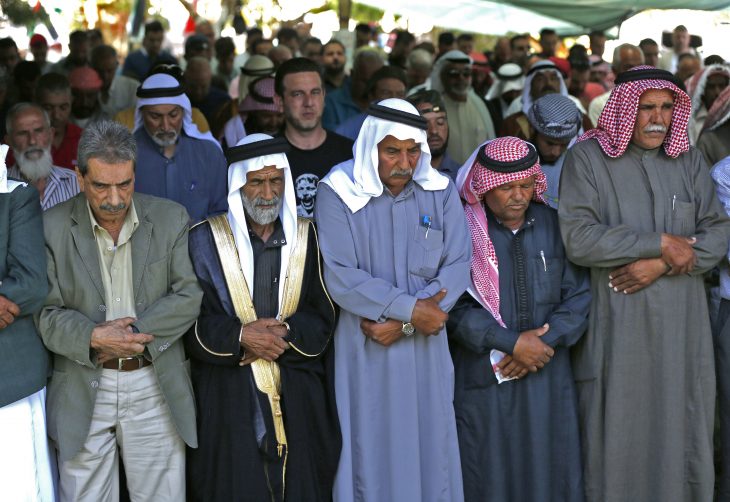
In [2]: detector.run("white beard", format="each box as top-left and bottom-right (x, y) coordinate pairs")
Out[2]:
(14, 146), (53, 182)
(241, 193), (282, 225)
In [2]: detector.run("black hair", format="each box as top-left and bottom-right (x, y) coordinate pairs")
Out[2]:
(274, 57), (322, 96)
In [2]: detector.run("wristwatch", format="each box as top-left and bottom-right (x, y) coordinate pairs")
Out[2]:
(401, 322), (415, 336)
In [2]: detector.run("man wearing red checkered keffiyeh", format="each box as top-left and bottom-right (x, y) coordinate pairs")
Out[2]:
(449, 136), (591, 502)
(559, 65), (730, 502)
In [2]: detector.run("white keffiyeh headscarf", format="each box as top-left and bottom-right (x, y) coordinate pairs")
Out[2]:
(134, 73), (221, 150)
(226, 134), (298, 303)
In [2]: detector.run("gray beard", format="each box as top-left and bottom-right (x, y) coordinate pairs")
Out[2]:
(241, 193), (283, 225)
(14, 146), (53, 182)
(150, 130), (179, 147)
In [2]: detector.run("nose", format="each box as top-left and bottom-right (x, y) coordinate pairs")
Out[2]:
(650, 107), (662, 123)
(397, 150), (410, 168)
(108, 186), (122, 207)
(261, 181), (275, 200)
(512, 188), (527, 202)
(162, 115), (174, 131)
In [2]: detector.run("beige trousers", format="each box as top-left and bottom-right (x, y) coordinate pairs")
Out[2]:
(58, 366), (184, 502)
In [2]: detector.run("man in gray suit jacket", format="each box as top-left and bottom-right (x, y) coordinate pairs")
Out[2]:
(0, 147), (55, 501)
(37, 120), (202, 501)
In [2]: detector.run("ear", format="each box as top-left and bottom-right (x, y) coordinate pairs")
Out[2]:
(75, 166), (85, 192)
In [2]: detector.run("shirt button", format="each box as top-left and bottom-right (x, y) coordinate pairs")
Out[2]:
(90, 380), (99, 388)
(107, 246), (113, 251)
(116, 298), (121, 302)
(273, 240), (278, 244)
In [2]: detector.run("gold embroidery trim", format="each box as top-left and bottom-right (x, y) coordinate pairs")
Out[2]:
(206, 214), (310, 495)
(286, 221), (336, 358)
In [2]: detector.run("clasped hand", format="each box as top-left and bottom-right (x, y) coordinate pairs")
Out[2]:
(92, 317), (154, 363)
(240, 318), (289, 362)
(497, 324), (553, 379)
(0, 295), (20, 330)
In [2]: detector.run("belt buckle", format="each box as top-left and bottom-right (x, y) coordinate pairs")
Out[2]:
(118, 356), (143, 370)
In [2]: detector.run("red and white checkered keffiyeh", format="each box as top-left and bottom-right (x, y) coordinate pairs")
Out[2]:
(458, 137), (546, 331)
(579, 65), (691, 158)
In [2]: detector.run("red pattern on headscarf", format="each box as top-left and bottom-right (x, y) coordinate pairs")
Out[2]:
(703, 84), (730, 133)
(579, 65), (691, 158)
(459, 137), (546, 330)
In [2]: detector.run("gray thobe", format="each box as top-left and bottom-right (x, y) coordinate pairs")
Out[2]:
(558, 139), (730, 502)
(315, 175), (472, 502)
(697, 121), (730, 168)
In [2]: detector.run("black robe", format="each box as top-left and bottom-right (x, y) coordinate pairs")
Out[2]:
(185, 220), (340, 502)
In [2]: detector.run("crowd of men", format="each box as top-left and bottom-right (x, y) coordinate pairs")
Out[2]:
(3, 17), (730, 502)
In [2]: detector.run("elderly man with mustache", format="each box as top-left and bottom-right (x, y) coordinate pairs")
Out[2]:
(559, 66), (730, 502)
(316, 98), (471, 502)
(37, 120), (202, 501)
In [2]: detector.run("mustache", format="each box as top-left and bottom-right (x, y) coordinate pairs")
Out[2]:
(253, 195), (280, 207)
(644, 124), (668, 133)
(389, 168), (413, 177)
(99, 202), (127, 212)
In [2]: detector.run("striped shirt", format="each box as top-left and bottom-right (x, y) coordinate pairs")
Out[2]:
(8, 165), (80, 211)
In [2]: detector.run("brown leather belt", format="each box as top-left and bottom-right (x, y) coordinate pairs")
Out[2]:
(102, 356), (152, 371)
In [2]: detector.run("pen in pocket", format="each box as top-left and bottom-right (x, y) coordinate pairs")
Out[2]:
(540, 250), (547, 272)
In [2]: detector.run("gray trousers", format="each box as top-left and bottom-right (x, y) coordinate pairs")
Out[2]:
(58, 366), (184, 502)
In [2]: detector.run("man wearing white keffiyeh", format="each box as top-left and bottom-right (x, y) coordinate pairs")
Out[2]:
(133, 72), (228, 223)
(449, 136), (590, 502)
(316, 98), (471, 502)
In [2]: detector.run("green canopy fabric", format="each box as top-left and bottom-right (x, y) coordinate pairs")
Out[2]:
(356, 0), (730, 32)
(487, 0), (730, 31)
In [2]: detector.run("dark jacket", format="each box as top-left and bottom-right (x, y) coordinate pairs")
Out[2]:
(0, 181), (49, 407)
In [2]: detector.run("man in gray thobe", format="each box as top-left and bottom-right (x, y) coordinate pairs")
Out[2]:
(559, 66), (730, 502)
(315, 98), (471, 502)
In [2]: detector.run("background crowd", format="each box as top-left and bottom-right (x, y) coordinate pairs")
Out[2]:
(4, 13), (730, 502)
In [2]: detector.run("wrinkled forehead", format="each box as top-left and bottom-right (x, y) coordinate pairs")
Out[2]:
(141, 103), (183, 115)
(245, 164), (284, 180)
(638, 87), (675, 103)
(377, 134), (419, 149)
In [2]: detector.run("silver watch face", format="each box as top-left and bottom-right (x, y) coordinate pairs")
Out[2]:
(402, 322), (415, 336)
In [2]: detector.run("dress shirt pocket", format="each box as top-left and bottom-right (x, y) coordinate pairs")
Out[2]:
(408, 224), (444, 279)
(671, 199), (696, 236)
(532, 256), (562, 305)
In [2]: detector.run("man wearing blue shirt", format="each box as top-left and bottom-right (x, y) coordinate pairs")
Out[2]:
(133, 72), (227, 223)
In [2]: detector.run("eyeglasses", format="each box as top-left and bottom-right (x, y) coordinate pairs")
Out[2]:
(446, 69), (471, 78)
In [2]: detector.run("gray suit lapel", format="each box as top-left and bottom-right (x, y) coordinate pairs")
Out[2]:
(69, 197), (105, 301)
(131, 197), (152, 298)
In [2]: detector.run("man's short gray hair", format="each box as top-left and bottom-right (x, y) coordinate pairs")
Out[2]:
(5, 102), (50, 136)
(77, 120), (137, 175)
(612, 43), (644, 72)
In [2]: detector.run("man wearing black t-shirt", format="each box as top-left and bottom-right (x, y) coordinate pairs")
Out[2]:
(274, 58), (354, 218)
